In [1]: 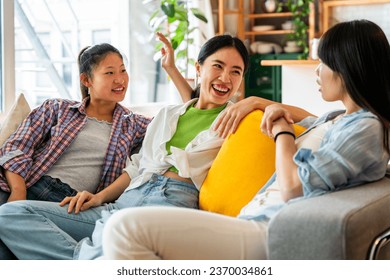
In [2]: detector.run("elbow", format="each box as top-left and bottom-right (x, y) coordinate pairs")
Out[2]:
(279, 180), (303, 202)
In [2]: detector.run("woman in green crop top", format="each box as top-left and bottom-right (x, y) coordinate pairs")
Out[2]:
(0, 32), (252, 260)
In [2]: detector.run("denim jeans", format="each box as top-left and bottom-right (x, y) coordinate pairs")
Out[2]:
(27, 176), (78, 202)
(0, 174), (198, 260)
(0, 176), (78, 206)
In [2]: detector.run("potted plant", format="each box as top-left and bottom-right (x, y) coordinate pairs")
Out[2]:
(278, 0), (313, 59)
(144, 0), (208, 78)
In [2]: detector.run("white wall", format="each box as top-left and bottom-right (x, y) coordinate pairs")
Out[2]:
(281, 64), (343, 116)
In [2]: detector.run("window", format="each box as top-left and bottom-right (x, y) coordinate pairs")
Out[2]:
(0, 2), (3, 112)
(1, 0), (213, 120)
(5, 0), (160, 110)
(1, 0), (15, 120)
(92, 29), (111, 45)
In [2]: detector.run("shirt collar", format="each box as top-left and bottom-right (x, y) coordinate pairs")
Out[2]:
(69, 96), (89, 115)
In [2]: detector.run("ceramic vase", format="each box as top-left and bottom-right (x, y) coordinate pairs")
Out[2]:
(262, 0), (277, 13)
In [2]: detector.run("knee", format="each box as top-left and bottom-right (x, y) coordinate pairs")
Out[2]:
(0, 201), (28, 234)
(103, 208), (159, 245)
(102, 209), (136, 257)
(103, 208), (142, 237)
(0, 201), (30, 217)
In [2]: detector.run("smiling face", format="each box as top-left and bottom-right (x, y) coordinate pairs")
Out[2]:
(81, 52), (128, 104)
(195, 47), (244, 109)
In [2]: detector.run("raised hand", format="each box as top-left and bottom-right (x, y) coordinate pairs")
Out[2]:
(156, 32), (175, 70)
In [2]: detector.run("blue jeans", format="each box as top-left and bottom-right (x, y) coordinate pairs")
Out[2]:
(0, 176), (78, 206)
(0, 174), (198, 260)
(27, 176), (78, 201)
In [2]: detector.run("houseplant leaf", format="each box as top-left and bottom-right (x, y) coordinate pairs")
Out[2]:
(190, 8), (208, 23)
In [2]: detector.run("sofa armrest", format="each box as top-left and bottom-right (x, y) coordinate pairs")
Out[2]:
(267, 176), (390, 259)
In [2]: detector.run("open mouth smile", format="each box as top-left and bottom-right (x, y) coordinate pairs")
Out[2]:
(112, 87), (125, 93)
(212, 84), (230, 95)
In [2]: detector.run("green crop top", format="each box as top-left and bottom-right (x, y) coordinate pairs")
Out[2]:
(166, 102), (226, 173)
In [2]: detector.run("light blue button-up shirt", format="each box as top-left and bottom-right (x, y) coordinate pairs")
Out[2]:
(238, 109), (389, 221)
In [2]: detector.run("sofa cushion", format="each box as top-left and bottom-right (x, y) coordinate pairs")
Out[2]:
(0, 93), (31, 147)
(199, 110), (306, 217)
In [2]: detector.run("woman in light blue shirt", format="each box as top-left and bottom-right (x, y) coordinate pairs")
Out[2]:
(101, 19), (390, 260)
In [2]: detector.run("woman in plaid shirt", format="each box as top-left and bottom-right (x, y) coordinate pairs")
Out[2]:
(0, 43), (151, 205)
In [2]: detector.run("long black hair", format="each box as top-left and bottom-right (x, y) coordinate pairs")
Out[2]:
(78, 43), (123, 99)
(191, 35), (249, 98)
(318, 19), (390, 152)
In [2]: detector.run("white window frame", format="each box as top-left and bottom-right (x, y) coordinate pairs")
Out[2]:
(1, 0), (15, 122)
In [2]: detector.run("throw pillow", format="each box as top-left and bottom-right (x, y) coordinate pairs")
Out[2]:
(199, 110), (306, 217)
(0, 93), (31, 147)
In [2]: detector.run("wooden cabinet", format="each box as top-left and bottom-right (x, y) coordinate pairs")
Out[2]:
(210, 0), (315, 101)
(243, 12), (294, 44)
(212, 0), (312, 48)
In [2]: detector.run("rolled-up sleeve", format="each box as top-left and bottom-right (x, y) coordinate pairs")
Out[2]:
(294, 117), (387, 197)
(0, 100), (56, 177)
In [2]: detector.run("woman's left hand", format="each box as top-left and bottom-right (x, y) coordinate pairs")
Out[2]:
(156, 32), (175, 70)
(59, 191), (102, 214)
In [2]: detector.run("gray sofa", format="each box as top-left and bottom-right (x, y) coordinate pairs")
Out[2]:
(268, 172), (390, 260)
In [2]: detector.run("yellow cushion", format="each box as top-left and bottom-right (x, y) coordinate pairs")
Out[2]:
(199, 110), (306, 217)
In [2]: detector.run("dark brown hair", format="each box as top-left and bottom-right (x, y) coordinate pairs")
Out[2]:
(78, 43), (123, 99)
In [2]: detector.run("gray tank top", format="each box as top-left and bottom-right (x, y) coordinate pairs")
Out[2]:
(46, 117), (112, 193)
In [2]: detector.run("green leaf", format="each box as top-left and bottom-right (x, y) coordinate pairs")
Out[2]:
(167, 16), (177, 24)
(171, 39), (179, 50)
(175, 3), (187, 14)
(190, 8), (208, 23)
(175, 9), (188, 22)
(171, 32), (185, 50)
(161, 3), (175, 18)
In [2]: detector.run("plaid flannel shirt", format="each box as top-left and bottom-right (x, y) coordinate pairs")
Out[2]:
(0, 97), (151, 193)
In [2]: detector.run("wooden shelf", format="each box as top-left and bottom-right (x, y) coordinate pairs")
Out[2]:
(245, 30), (293, 36)
(246, 12), (293, 19)
(261, 59), (319, 66)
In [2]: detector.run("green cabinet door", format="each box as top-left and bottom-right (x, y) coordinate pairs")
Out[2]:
(244, 53), (300, 102)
